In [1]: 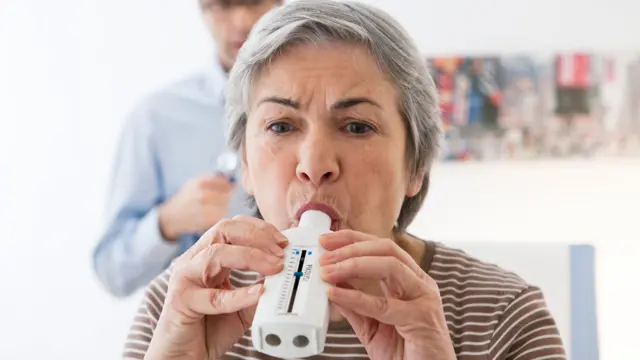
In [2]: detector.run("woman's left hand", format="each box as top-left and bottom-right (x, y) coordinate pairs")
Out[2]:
(319, 230), (456, 360)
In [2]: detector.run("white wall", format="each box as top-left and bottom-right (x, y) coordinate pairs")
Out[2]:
(412, 159), (640, 360)
(0, 0), (637, 359)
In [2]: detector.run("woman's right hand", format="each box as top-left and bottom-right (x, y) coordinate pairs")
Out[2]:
(144, 215), (288, 360)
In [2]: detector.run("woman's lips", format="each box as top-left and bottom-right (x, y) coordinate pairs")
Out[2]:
(294, 201), (342, 231)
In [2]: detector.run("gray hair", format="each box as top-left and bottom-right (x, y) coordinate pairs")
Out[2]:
(225, 0), (442, 231)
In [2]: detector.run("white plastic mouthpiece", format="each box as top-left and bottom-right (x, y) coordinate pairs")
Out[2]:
(251, 210), (333, 358)
(299, 210), (331, 229)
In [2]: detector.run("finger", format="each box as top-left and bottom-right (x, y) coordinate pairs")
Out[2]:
(222, 276), (233, 290)
(213, 170), (238, 184)
(252, 276), (266, 286)
(181, 224), (219, 259)
(198, 189), (232, 204)
(333, 305), (369, 341)
(334, 304), (363, 327)
(320, 237), (425, 281)
(232, 215), (289, 247)
(199, 175), (235, 193)
(190, 218), (287, 258)
(216, 218), (288, 256)
(321, 256), (426, 299)
(319, 229), (375, 251)
(239, 303), (258, 329)
(186, 284), (264, 315)
(328, 286), (411, 326)
(184, 243), (284, 284)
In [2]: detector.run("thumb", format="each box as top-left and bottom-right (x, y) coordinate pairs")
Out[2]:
(331, 283), (373, 344)
(237, 277), (266, 329)
(200, 174), (235, 190)
(334, 304), (371, 342)
(188, 284), (263, 316)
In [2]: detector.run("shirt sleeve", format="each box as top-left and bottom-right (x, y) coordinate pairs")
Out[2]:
(122, 268), (172, 360)
(92, 100), (180, 298)
(489, 286), (567, 360)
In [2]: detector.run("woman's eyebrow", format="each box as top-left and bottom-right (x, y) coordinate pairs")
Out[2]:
(332, 97), (381, 110)
(257, 96), (380, 110)
(258, 96), (299, 109)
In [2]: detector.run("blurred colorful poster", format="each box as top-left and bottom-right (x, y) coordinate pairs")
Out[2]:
(427, 53), (640, 161)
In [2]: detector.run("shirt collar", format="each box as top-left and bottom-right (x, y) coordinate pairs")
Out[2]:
(204, 54), (228, 103)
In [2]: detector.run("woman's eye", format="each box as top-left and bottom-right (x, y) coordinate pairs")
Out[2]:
(344, 122), (374, 135)
(268, 122), (294, 134)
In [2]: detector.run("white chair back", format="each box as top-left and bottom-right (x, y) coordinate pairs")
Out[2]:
(444, 242), (599, 360)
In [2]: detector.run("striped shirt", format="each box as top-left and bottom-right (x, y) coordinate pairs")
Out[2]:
(123, 240), (566, 359)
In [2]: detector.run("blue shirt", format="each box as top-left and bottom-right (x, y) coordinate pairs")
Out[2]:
(93, 62), (253, 298)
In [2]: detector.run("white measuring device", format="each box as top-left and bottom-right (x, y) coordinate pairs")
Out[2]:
(215, 151), (238, 182)
(251, 210), (332, 358)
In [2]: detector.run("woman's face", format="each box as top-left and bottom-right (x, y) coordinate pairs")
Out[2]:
(241, 42), (423, 238)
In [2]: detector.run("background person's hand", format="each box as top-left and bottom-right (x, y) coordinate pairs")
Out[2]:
(158, 174), (235, 241)
(319, 230), (456, 360)
(145, 216), (288, 360)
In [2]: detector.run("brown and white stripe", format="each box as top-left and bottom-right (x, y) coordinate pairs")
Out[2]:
(123, 241), (566, 360)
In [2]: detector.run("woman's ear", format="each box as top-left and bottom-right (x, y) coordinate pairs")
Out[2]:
(405, 170), (426, 198)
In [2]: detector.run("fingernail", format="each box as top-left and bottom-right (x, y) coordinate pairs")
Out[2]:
(319, 233), (335, 244)
(275, 233), (289, 245)
(248, 284), (262, 294)
(321, 264), (336, 276)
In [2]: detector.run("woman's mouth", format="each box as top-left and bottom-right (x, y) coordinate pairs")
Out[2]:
(294, 201), (342, 231)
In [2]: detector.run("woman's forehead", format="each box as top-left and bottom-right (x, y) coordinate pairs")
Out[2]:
(250, 43), (397, 108)
(263, 43), (379, 76)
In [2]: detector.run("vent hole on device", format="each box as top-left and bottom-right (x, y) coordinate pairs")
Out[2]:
(265, 334), (281, 346)
(293, 335), (309, 348)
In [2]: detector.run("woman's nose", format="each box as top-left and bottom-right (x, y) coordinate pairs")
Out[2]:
(295, 134), (339, 187)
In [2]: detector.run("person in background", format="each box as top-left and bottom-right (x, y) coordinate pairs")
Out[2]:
(93, 0), (283, 298)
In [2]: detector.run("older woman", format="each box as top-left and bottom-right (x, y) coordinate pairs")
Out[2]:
(123, 1), (566, 359)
